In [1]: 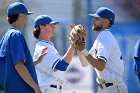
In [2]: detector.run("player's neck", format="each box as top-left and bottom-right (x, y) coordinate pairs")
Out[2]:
(39, 36), (50, 42)
(11, 22), (23, 31)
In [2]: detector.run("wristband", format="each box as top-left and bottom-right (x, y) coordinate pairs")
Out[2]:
(81, 49), (89, 57)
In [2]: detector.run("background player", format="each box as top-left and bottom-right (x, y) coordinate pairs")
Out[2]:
(0, 2), (47, 93)
(70, 7), (128, 93)
(33, 15), (75, 93)
(134, 39), (140, 83)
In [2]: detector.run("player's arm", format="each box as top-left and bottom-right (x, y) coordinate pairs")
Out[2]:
(76, 40), (107, 71)
(62, 45), (75, 64)
(78, 37), (112, 71)
(86, 54), (106, 71)
(15, 60), (41, 93)
(52, 45), (75, 71)
(81, 50), (106, 71)
(9, 33), (41, 93)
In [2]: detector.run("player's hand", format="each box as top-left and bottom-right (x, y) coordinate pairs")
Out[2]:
(34, 87), (42, 93)
(69, 24), (86, 51)
(38, 47), (48, 61)
(34, 47), (48, 66)
(75, 34), (85, 51)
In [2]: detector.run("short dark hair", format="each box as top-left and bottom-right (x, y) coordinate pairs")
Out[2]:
(33, 27), (40, 39)
(7, 14), (19, 24)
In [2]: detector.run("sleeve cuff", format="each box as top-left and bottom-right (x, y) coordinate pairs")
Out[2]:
(53, 59), (69, 71)
(97, 56), (107, 62)
(52, 58), (60, 70)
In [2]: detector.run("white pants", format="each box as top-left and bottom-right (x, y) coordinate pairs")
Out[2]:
(41, 86), (62, 93)
(96, 82), (128, 93)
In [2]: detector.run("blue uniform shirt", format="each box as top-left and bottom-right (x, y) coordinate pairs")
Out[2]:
(134, 40), (140, 58)
(134, 40), (140, 68)
(134, 39), (140, 82)
(0, 27), (38, 93)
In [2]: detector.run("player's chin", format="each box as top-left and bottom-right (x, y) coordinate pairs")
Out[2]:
(92, 27), (98, 32)
(92, 26), (102, 32)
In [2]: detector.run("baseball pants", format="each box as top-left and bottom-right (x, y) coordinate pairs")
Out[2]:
(41, 85), (62, 93)
(96, 82), (128, 93)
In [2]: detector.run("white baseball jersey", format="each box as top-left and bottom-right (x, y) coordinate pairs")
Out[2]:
(89, 29), (124, 84)
(33, 40), (66, 90)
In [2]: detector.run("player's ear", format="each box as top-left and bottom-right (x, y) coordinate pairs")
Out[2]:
(18, 14), (23, 20)
(103, 19), (108, 23)
(40, 25), (45, 29)
(103, 19), (110, 28)
(104, 19), (110, 25)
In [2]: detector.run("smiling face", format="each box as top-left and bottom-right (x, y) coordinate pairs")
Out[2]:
(39, 24), (56, 41)
(44, 24), (56, 38)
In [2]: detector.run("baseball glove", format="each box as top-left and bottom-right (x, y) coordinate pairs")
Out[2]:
(69, 24), (86, 50)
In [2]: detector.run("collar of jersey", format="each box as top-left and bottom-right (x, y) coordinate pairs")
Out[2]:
(98, 29), (110, 33)
(9, 27), (18, 30)
(97, 29), (110, 37)
(38, 40), (54, 45)
(100, 29), (110, 32)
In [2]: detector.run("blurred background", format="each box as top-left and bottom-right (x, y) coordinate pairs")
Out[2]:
(0, 0), (140, 93)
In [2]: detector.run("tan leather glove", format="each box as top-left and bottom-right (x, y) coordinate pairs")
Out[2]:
(69, 24), (86, 51)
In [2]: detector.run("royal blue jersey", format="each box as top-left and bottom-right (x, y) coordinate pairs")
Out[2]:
(0, 27), (38, 93)
(134, 40), (140, 58)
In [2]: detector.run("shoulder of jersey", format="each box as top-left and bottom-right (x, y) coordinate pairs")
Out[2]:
(97, 32), (114, 45)
(36, 41), (53, 48)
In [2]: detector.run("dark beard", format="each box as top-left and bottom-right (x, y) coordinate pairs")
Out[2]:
(92, 26), (102, 31)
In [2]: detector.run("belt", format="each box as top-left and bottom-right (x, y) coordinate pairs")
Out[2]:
(99, 83), (113, 89)
(50, 85), (62, 90)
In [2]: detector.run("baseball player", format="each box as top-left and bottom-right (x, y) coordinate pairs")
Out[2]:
(134, 39), (140, 82)
(33, 15), (75, 93)
(70, 7), (128, 93)
(0, 2), (47, 93)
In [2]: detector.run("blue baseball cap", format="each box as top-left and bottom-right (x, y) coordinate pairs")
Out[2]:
(89, 7), (115, 24)
(34, 15), (59, 28)
(7, 2), (33, 16)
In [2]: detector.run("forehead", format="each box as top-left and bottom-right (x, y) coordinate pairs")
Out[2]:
(93, 17), (103, 20)
(46, 24), (54, 27)
(20, 13), (27, 17)
(93, 17), (106, 21)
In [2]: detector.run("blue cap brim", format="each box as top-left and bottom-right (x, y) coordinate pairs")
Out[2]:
(89, 14), (100, 18)
(50, 21), (59, 25)
(27, 11), (34, 15)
